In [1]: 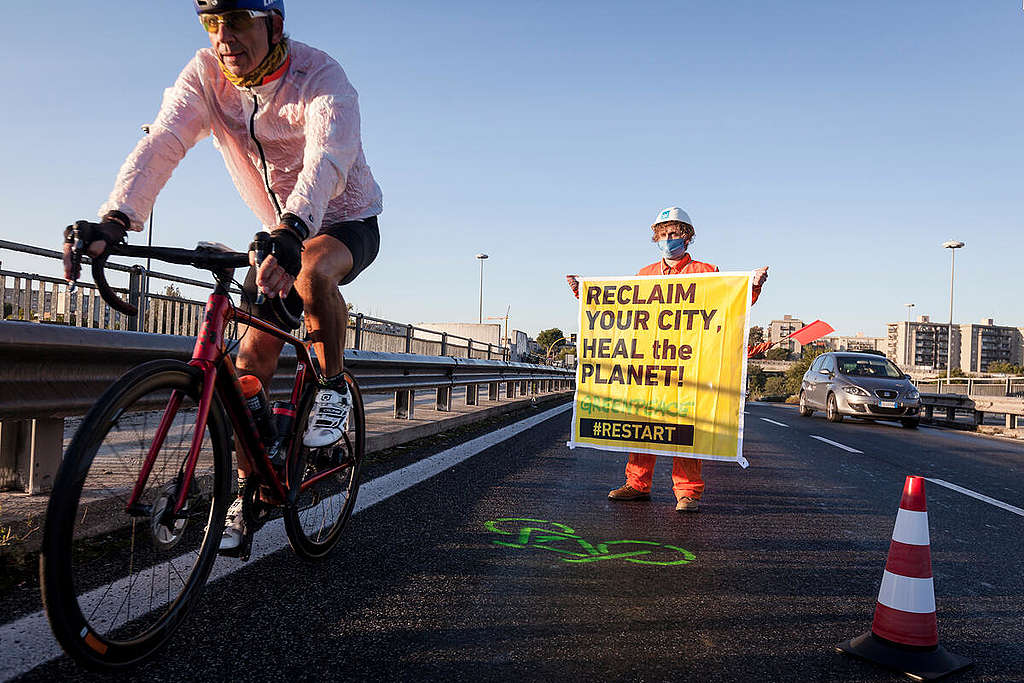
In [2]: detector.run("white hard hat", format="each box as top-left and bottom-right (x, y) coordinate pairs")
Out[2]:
(653, 206), (692, 227)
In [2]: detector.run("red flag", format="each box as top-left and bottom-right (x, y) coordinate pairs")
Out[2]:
(788, 320), (834, 345)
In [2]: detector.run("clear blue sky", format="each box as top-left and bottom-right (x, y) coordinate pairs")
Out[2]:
(2, 1), (1022, 341)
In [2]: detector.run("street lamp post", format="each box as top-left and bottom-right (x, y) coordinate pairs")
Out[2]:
(904, 303), (915, 322)
(941, 240), (964, 381)
(475, 253), (488, 324)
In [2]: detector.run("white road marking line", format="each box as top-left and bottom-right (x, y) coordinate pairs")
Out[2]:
(924, 478), (1024, 517)
(758, 417), (789, 427)
(809, 435), (864, 454)
(0, 403), (572, 679)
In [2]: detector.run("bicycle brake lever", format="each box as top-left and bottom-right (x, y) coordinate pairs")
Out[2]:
(254, 236), (272, 306)
(67, 227), (85, 292)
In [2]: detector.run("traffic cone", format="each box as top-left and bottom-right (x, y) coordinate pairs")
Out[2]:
(836, 475), (971, 681)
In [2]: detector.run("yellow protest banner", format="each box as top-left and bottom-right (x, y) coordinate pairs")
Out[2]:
(567, 272), (752, 467)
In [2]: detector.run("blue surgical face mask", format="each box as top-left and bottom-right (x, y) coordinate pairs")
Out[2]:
(656, 238), (688, 260)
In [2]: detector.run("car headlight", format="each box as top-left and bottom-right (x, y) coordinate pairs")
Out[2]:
(842, 386), (870, 396)
(907, 389), (920, 400)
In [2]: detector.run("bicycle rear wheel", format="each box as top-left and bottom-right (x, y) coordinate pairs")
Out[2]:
(40, 360), (232, 670)
(284, 371), (364, 559)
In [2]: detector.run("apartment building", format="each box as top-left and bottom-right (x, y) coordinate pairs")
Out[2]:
(956, 319), (1023, 372)
(769, 314), (804, 357)
(886, 315), (1023, 373)
(886, 316), (957, 372)
(827, 333), (886, 353)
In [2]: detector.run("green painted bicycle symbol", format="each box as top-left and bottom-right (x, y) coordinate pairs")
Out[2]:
(484, 518), (696, 566)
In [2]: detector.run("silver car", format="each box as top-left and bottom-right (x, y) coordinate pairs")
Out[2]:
(798, 352), (921, 428)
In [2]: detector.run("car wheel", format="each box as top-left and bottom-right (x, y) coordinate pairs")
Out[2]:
(826, 394), (843, 423)
(901, 418), (919, 429)
(798, 392), (813, 417)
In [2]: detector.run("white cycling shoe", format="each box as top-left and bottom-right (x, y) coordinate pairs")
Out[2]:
(219, 497), (245, 552)
(302, 385), (352, 447)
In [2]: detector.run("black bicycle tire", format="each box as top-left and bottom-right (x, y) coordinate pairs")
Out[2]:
(39, 359), (232, 670)
(284, 371), (365, 559)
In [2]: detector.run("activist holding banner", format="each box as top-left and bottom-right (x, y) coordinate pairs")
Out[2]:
(566, 206), (768, 512)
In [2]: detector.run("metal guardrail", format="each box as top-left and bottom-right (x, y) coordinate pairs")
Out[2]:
(919, 393), (1024, 430)
(915, 376), (1024, 397)
(0, 239), (509, 360)
(0, 321), (574, 493)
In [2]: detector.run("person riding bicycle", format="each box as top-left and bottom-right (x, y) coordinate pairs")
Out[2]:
(61, 0), (382, 552)
(566, 207), (768, 513)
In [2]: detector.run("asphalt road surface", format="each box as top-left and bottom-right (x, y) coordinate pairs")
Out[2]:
(3, 400), (1022, 682)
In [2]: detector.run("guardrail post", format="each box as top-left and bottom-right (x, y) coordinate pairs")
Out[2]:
(395, 390), (414, 419)
(1006, 414), (1017, 429)
(946, 406), (956, 421)
(436, 386), (452, 412)
(128, 265), (146, 332)
(506, 380), (515, 399)
(440, 333), (448, 357)
(405, 325), (413, 354)
(466, 383), (478, 406)
(974, 410), (984, 426)
(489, 382), (499, 401)
(0, 418), (62, 494)
(924, 405), (933, 421)
(353, 313), (363, 350)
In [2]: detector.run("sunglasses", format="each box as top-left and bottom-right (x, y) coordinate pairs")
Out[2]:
(199, 9), (272, 33)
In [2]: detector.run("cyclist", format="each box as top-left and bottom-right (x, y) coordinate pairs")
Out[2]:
(567, 207), (768, 513)
(61, 0), (382, 551)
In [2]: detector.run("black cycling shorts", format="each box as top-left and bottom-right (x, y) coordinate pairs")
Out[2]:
(241, 216), (380, 329)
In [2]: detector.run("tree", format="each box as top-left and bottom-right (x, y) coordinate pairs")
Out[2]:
(987, 361), (1022, 375)
(747, 365), (767, 395)
(748, 326), (765, 345)
(536, 328), (565, 352)
(764, 376), (788, 397)
(766, 347), (789, 361)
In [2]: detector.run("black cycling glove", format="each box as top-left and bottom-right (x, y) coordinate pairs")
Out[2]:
(249, 228), (303, 277)
(63, 211), (130, 249)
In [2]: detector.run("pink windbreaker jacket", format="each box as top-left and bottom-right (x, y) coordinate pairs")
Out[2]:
(100, 40), (382, 235)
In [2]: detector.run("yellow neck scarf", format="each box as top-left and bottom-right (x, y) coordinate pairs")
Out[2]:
(219, 39), (289, 88)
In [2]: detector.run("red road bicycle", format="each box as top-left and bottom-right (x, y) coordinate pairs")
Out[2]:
(40, 238), (365, 670)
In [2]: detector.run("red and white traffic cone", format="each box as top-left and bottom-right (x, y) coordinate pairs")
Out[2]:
(837, 475), (971, 681)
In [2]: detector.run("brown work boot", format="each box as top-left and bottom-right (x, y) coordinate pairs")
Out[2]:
(675, 496), (700, 512)
(608, 484), (650, 501)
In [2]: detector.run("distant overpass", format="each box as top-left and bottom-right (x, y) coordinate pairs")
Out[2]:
(747, 359), (797, 375)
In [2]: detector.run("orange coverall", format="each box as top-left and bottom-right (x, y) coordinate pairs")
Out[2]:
(625, 255), (762, 500)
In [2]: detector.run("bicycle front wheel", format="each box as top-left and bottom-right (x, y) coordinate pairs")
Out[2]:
(284, 371), (365, 559)
(40, 359), (232, 670)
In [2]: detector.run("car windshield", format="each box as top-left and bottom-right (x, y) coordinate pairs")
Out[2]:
(836, 356), (904, 378)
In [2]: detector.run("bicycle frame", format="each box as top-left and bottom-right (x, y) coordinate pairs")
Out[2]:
(125, 281), (319, 516)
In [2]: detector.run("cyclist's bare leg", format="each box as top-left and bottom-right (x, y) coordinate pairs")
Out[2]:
(235, 329), (286, 479)
(231, 235), (351, 482)
(293, 234), (353, 376)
